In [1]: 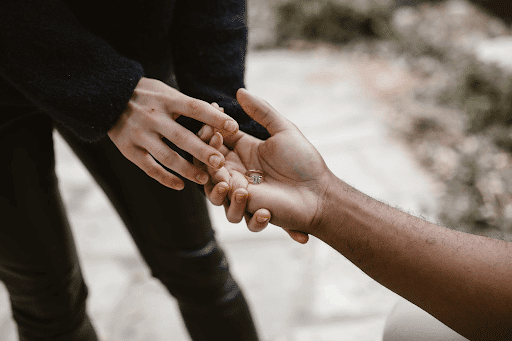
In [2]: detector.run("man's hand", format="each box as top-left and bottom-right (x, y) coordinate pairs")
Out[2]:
(199, 89), (333, 243)
(108, 77), (239, 190)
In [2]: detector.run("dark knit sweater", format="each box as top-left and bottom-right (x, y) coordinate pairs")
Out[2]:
(0, 0), (270, 141)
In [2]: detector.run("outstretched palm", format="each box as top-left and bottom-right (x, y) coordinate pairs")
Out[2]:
(207, 89), (331, 235)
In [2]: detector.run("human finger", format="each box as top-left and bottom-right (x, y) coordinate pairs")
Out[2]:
(130, 149), (185, 190)
(206, 132), (232, 185)
(157, 122), (225, 170)
(193, 132), (226, 180)
(204, 178), (214, 197)
(194, 130), (223, 167)
(209, 132), (223, 150)
(198, 123), (243, 153)
(197, 122), (247, 153)
(227, 170), (249, 199)
(144, 135), (210, 185)
(211, 102), (225, 113)
(246, 208), (271, 232)
(236, 88), (293, 136)
(284, 229), (310, 244)
(226, 188), (249, 223)
(172, 96), (239, 135)
(207, 181), (229, 206)
(197, 124), (215, 143)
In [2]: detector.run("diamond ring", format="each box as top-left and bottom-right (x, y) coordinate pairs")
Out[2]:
(245, 170), (265, 184)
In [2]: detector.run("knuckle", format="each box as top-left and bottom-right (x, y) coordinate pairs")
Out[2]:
(124, 126), (144, 143)
(187, 99), (204, 115)
(140, 108), (160, 125)
(113, 138), (130, 153)
(144, 164), (162, 180)
(124, 100), (138, 115)
(122, 148), (138, 162)
(160, 151), (180, 168)
(256, 106), (270, 122)
(150, 147), (166, 162)
(169, 129), (188, 147)
(119, 144), (144, 163)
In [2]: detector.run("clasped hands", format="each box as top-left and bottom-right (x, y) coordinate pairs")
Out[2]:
(108, 78), (332, 243)
(195, 88), (333, 244)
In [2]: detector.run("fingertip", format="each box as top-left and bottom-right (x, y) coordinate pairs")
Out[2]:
(198, 125), (214, 142)
(285, 230), (309, 244)
(235, 88), (250, 114)
(233, 188), (248, 204)
(255, 217), (270, 232)
(172, 180), (185, 191)
(217, 182), (229, 196)
(222, 119), (239, 135)
(209, 132), (223, 150)
(225, 188), (249, 224)
(215, 131), (223, 141)
(197, 124), (206, 137)
(297, 234), (309, 244)
(208, 181), (229, 206)
(196, 172), (209, 185)
(208, 153), (224, 169)
(255, 208), (271, 223)
(248, 209), (270, 232)
(236, 88), (247, 98)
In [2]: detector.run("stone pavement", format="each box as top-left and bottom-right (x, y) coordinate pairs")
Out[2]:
(0, 49), (439, 341)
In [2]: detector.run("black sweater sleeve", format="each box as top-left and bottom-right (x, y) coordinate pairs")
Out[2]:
(0, 0), (144, 142)
(171, 0), (271, 140)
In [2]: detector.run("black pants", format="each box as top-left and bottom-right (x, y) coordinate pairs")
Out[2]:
(0, 109), (259, 341)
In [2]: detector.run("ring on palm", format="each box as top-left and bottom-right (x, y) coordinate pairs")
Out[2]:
(245, 170), (265, 184)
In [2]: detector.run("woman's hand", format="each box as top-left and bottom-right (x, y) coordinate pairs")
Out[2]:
(107, 77), (239, 190)
(194, 103), (266, 228)
(199, 89), (333, 243)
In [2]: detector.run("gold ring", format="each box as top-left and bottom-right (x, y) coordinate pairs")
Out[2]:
(245, 170), (265, 184)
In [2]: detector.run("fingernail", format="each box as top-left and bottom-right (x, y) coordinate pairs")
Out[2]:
(196, 173), (209, 184)
(235, 193), (247, 203)
(257, 216), (269, 223)
(209, 154), (222, 168)
(223, 120), (238, 133)
(173, 181), (185, 190)
(197, 126), (205, 137)
(218, 185), (228, 194)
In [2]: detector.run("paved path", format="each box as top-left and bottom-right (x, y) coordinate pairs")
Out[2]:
(0, 49), (439, 341)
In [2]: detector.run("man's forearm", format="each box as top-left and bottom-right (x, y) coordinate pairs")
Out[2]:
(314, 174), (512, 340)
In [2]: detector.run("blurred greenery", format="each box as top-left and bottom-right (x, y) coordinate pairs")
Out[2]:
(275, 0), (395, 45)
(447, 56), (512, 147)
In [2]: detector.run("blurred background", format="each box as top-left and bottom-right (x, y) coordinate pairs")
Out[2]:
(250, 0), (512, 241)
(2, 0), (512, 340)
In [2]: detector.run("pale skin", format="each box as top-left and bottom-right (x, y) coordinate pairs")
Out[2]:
(199, 88), (512, 341)
(107, 77), (239, 190)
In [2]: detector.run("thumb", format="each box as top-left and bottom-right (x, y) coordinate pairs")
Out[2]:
(236, 88), (292, 136)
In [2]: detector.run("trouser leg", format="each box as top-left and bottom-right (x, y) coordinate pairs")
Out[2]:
(0, 113), (97, 341)
(57, 126), (259, 341)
